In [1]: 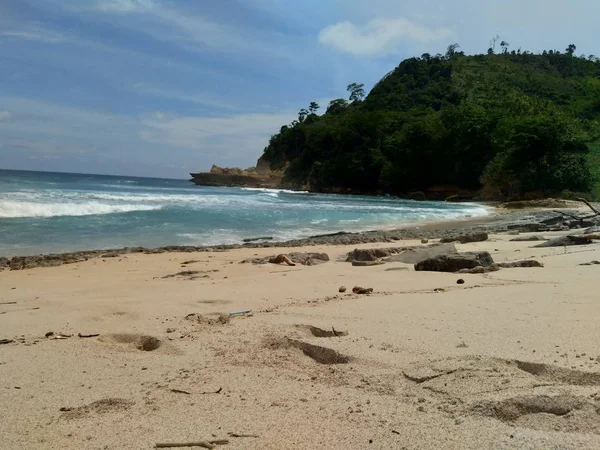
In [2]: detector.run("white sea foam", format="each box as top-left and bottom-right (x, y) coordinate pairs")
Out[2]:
(0, 200), (161, 218)
(241, 187), (309, 194)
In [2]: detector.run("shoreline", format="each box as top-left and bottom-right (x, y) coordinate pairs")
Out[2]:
(0, 206), (581, 270)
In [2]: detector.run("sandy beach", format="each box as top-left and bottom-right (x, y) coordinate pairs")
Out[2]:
(1, 227), (600, 449)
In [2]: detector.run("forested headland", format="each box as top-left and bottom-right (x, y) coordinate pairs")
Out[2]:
(260, 43), (600, 200)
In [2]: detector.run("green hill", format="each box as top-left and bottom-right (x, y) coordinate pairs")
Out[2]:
(261, 46), (600, 199)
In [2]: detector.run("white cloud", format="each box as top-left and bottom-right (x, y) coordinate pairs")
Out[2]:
(139, 111), (296, 162)
(0, 24), (65, 44)
(0, 111), (13, 122)
(319, 17), (455, 56)
(95, 0), (155, 13)
(0, 96), (296, 173)
(132, 83), (240, 110)
(83, 0), (290, 60)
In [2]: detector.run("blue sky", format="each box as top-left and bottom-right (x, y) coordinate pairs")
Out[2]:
(1, 0), (598, 178)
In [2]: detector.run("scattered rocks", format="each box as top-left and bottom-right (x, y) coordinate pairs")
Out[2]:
(352, 286), (373, 295)
(338, 286), (347, 293)
(497, 260), (543, 268)
(415, 251), (495, 273)
(440, 232), (488, 244)
(533, 235), (593, 248)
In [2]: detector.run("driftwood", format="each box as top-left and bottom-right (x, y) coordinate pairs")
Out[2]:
(78, 333), (100, 338)
(170, 389), (191, 395)
(200, 387), (222, 395)
(553, 198), (600, 224)
(155, 440), (229, 449)
(577, 197), (600, 215)
(227, 433), (259, 438)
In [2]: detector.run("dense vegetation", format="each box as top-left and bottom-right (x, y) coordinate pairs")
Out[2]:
(261, 44), (600, 199)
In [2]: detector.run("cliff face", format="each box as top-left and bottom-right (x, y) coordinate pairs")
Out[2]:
(190, 160), (284, 188)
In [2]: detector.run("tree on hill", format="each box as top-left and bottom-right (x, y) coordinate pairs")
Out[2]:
(309, 102), (320, 114)
(347, 83), (365, 103)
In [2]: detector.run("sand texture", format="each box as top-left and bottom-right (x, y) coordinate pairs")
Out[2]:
(1, 230), (600, 449)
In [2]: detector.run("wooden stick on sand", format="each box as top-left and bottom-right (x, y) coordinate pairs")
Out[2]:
(155, 439), (229, 449)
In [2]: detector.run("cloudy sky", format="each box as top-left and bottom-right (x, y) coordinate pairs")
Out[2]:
(1, 0), (598, 178)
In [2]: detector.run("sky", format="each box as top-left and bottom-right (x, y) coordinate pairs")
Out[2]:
(1, 0), (599, 178)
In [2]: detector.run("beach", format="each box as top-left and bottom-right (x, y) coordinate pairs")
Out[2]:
(1, 222), (600, 449)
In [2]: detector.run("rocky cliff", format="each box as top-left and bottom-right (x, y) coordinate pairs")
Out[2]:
(190, 159), (284, 188)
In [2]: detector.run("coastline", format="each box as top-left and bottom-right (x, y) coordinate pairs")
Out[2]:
(0, 205), (569, 270)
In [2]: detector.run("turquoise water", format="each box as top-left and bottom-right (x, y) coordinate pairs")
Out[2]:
(0, 170), (490, 256)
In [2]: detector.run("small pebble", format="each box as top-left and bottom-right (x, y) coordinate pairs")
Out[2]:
(456, 279), (465, 285)
(339, 286), (347, 293)
(455, 417), (465, 425)
(166, 328), (176, 333)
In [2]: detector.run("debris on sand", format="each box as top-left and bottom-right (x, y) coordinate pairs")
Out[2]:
(352, 286), (374, 295)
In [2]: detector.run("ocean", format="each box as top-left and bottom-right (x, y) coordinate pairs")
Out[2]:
(0, 170), (490, 256)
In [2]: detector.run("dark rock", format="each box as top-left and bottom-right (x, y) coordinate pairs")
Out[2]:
(352, 260), (385, 267)
(457, 279), (465, 284)
(384, 243), (457, 264)
(497, 260), (544, 268)
(352, 286), (373, 294)
(339, 286), (347, 293)
(458, 264), (500, 274)
(533, 236), (593, 248)
(348, 248), (397, 262)
(540, 216), (567, 226)
(440, 232), (488, 244)
(243, 236), (274, 243)
(507, 223), (550, 233)
(579, 261), (600, 266)
(568, 220), (596, 229)
(288, 252), (329, 266)
(510, 235), (547, 242)
(244, 252), (329, 266)
(415, 252), (495, 273)
(421, 239), (429, 244)
(0, 257), (8, 270)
